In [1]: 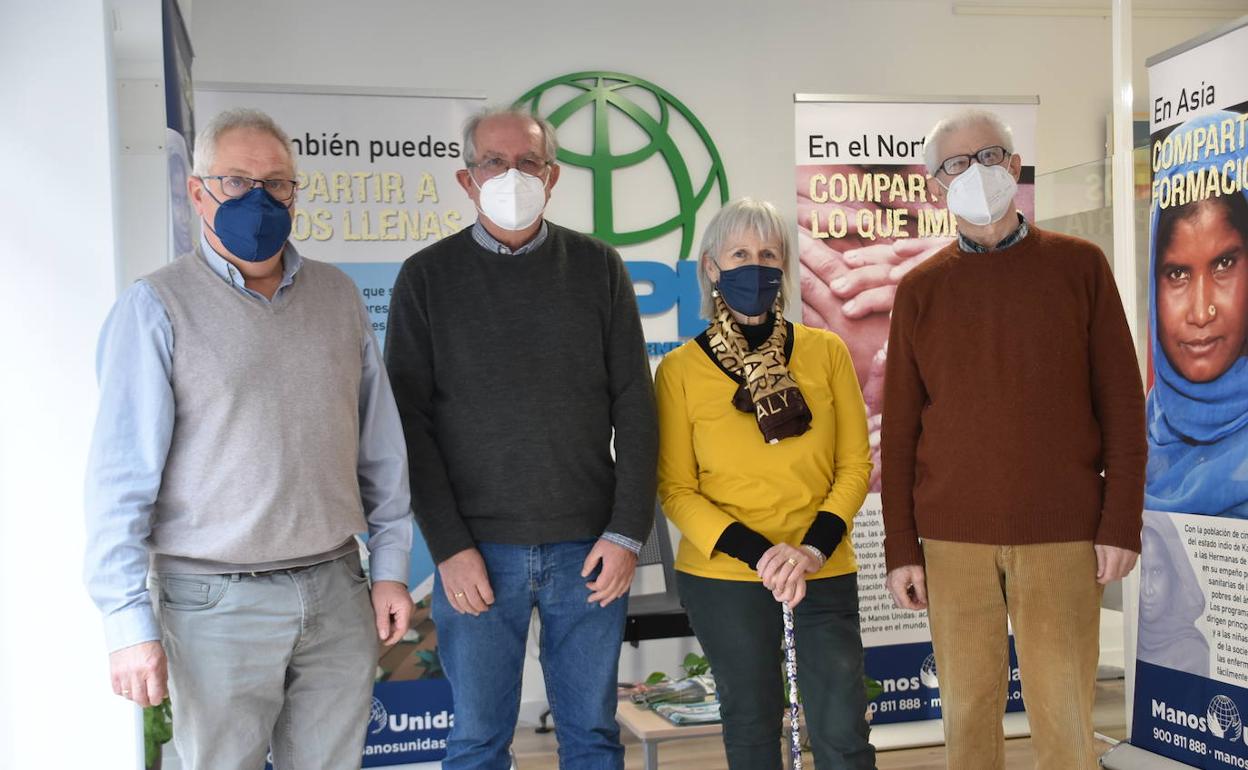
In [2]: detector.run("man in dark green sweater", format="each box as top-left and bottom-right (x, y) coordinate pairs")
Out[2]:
(881, 109), (1146, 770)
(385, 106), (657, 770)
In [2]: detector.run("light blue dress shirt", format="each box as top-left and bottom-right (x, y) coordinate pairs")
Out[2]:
(84, 235), (413, 652)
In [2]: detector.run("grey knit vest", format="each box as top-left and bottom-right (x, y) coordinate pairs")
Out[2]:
(144, 250), (366, 570)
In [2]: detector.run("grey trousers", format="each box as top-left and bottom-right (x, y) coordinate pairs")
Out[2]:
(154, 552), (380, 770)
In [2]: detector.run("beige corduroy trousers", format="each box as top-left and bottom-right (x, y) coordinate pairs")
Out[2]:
(924, 539), (1105, 770)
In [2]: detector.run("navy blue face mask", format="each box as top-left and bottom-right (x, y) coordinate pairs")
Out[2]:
(716, 264), (783, 316)
(205, 187), (293, 262)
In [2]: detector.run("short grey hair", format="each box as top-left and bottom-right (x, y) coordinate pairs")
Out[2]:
(462, 105), (559, 166)
(191, 108), (295, 176)
(697, 198), (797, 319)
(923, 108), (1016, 175)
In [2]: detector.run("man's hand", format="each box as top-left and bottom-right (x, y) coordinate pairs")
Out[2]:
(1095, 544), (1139, 585)
(582, 539), (638, 607)
(371, 580), (413, 645)
(109, 640), (168, 708)
(756, 543), (820, 609)
(886, 565), (928, 610)
(438, 548), (494, 616)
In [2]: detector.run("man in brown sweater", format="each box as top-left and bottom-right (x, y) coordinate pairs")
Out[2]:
(881, 109), (1146, 770)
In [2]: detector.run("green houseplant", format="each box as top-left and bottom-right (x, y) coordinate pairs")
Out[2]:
(144, 699), (173, 770)
(645, 652), (710, 684)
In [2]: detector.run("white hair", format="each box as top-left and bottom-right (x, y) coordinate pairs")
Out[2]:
(697, 198), (797, 319)
(191, 108), (295, 176)
(462, 106), (559, 166)
(923, 108), (1016, 175)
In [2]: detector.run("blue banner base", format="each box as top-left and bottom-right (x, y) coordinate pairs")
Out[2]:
(1131, 660), (1248, 768)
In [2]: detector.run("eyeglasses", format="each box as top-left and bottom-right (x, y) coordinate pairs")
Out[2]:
(935, 145), (1009, 176)
(199, 175), (298, 202)
(466, 156), (551, 180)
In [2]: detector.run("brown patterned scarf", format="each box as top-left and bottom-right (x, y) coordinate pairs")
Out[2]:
(706, 294), (812, 443)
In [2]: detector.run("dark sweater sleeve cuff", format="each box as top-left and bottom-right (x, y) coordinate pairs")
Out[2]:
(714, 523), (773, 570)
(801, 511), (847, 558)
(883, 529), (926, 572)
(426, 523), (479, 565)
(1094, 515), (1142, 554)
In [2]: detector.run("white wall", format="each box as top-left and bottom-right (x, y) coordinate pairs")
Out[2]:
(186, 0), (1245, 720)
(0, 2), (141, 768)
(188, 1), (1241, 213)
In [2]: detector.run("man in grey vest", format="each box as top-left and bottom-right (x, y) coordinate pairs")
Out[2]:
(84, 108), (414, 770)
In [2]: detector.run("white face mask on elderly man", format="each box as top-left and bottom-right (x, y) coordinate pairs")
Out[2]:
(942, 161), (1018, 227)
(474, 168), (549, 231)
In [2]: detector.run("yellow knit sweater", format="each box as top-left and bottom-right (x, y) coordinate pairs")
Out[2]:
(655, 322), (871, 582)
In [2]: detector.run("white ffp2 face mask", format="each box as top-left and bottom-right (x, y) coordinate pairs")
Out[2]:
(474, 168), (549, 231)
(943, 161), (1017, 227)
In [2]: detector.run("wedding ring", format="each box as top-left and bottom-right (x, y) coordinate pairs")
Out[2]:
(453, 591), (466, 599)
(121, 690), (131, 696)
(786, 557), (799, 566)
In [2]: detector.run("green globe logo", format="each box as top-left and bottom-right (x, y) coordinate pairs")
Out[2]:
(514, 72), (728, 259)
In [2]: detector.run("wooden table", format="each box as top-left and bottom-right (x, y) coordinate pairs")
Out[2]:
(615, 700), (722, 770)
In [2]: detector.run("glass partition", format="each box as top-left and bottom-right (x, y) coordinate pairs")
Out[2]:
(1031, 147), (1155, 743)
(1035, 150), (1152, 365)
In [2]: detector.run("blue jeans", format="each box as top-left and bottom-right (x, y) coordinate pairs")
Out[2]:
(433, 539), (627, 770)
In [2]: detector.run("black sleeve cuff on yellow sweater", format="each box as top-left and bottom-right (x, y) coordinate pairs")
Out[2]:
(714, 523), (773, 570)
(801, 511), (847, 559)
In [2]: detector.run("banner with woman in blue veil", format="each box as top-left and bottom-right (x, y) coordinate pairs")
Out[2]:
(1146, 110), (1248, 519)
(1129, 31), (1248, 769)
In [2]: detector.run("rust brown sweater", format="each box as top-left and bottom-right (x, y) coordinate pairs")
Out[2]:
(880, 226), (1146, 571)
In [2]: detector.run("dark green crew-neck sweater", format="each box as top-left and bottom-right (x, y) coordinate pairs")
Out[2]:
(385, 223), (658, 563)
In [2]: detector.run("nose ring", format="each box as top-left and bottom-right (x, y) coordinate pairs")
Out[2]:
(1209, 304), (1217, 318)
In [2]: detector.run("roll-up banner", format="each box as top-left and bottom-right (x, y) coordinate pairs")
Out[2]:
(162, 0), (195, 260)
(1121, 17), (1248, 770)
(195, 84), (484, 768)
(794, 95), (1038, 739)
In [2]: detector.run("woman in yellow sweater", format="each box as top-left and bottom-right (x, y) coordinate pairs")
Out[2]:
(656, 198), (875, 769)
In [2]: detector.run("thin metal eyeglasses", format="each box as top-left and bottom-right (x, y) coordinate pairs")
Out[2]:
(935, 145), (1010, 177)
(199, 175), (298, 202)
(466, 156), (551, 179)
